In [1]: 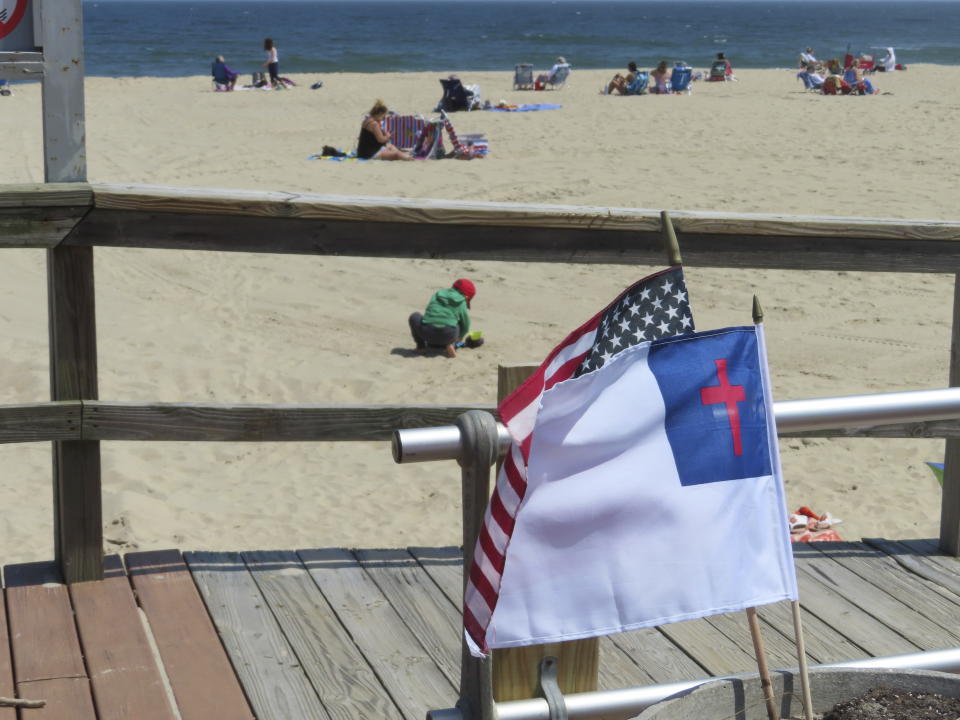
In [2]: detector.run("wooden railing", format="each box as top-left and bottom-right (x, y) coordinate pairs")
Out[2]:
(5, 181), (960, 581)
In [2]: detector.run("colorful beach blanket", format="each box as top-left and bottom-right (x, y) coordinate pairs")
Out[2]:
(307, 152), (367, 162)
(485, 103), (561, 112)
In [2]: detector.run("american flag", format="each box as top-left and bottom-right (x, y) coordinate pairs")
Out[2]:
(464, 265), (695, 655)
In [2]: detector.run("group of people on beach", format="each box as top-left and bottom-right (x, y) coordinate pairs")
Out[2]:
(796, 46), (899, 95)
(605, 52), (734, 95)
(211, 38), (285, 90)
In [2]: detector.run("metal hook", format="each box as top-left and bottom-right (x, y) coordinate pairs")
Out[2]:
(536, 656), (569, 720)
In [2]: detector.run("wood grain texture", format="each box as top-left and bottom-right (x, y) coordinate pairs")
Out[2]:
(607, 628), (709, 684)
(15, 678), (96, 720)
(68, 555), (177, 720)
(125, 550), (254, 720)
(940, 276), (960, 555)
(82, 401), (497, 441)
(658, 618), (759, 676)
(0, 594), (17, 720)
(185, 551), (326, 720)
(751, 598), (867, 664)
(4, 562), (87, 683)
(355, 549), (462, 686)
(0, 184), (93, 208)
(796, 543), (960, 648)
(0, 207), (89, 248)
(243, 550), (403, 720)
(0, 401), (80, 443)
(298, 548), (456, 720)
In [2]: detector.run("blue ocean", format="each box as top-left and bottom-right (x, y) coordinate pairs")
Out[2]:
(82, 0), (960, 77)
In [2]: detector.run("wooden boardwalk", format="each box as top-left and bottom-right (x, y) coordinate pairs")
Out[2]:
(2, 540), (960, 719)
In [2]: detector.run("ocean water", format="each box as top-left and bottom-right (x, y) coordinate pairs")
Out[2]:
(82, 0), (960, 77)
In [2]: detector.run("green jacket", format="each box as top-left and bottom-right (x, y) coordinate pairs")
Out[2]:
(422, 288), (470, 336)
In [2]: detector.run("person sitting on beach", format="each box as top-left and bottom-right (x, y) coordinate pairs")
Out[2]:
(799, 47), (818, 67)
(649, 61), (670, 94)
(797, 63), (825, 90)
(842, 63), (877, 95)
(357, 100), (413, 161)
(709, 52), (734, 81)
(535, 57), (570, 89)
(211, 55), (239, 91)
(607, 61), (641, 95)
(408, 278), (481, 358)
(879, 47), (896, 72)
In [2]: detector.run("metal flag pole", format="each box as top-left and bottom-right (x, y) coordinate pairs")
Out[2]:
(748, 296), (780, 720)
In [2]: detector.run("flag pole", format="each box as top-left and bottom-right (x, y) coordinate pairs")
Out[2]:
(660, 211), (682, 266)
(747, 295), (813, 720)
(745, 607), (779, 720)
(753, 295), (812, 720)
(748, 295), (781, 720)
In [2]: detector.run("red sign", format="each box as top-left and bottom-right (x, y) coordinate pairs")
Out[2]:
(0, 0), (28, 40)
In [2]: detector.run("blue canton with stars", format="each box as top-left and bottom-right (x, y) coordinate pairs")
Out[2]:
(575, 267), (695, 377)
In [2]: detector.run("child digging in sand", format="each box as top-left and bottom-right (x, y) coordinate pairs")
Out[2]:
(408, 278), (483, 358)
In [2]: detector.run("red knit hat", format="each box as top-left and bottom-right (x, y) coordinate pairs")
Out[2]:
(453, 278), (476, 301)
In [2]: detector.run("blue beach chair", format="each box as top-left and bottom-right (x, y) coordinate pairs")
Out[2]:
(514, 63), (534, 90)
(625, 71), (648, 95)
(670, 65), (693, 94)
(544, 63), (570, 89)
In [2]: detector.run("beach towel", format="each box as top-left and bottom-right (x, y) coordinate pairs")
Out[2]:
(485, 103), (562, 112)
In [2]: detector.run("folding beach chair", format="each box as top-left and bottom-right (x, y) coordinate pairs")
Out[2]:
(625, 71), (648, 95)
(670, 65), (693, 94)
(412, 120), (446, 159)
(514, 63), (534, 90)
(382, 114), (428, 151)
(436, 76), (477, 112)
(708, 59), (728, 82)
(543, 64), (570, 90)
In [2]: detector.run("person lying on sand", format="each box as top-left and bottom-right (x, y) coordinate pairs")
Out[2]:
(408, 278), (483, 358)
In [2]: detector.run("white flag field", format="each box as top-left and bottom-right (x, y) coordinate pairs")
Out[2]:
(464, 275), (797, 656)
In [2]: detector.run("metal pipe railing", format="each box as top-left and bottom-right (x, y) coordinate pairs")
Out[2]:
(395, 387), (960, 464)
(426, 647), (960, 720)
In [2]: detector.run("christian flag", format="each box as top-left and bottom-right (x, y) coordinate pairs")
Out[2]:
(465, 324), (797, 655)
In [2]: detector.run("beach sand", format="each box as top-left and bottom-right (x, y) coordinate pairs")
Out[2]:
(1, 67), (958, 564)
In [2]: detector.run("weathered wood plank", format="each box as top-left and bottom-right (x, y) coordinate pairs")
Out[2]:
(812, 541), (960, 638)
(16, 678), (96, 720)
(48, 243), (101, 583)
(185, 551), (326, 720)
(69, 555), (176, 720)
(868, 538), (960, 595)
(408, 546), (648, 693)
(942, 275), (960, 554)
(243, 550), (403, 720)
(791, 548), (923, 656)
(0, 594), (17, 720)
(298, 548), (456, 720)
(4, 562), (95, 718)
(753, 597), (867, 665)
(704, 610), (799, 671)
(87, 184), (960, 241)
(0, 183), (93, 208)
(125, 550), (254, 720)
(657, 618), (760, 676)
(796, 543), (960, 648)
(0, 401), (80, 443)
(82, 401), (497, 441)
(355, 549), (462, 686)
(65, 207), (960, 273)
(0, 207), (90, 248)
(607, 628), (707, 684)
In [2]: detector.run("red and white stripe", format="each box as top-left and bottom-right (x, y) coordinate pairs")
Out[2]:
(463, 276), (667, 654)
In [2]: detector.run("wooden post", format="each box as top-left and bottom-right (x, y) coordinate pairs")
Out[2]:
(492, 364), (600, 702)
(940, 275), (960, 556)
(41, 0), (101, 582)
(455, 410), (499, 720)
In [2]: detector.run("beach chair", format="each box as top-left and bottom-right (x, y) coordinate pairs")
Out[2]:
(708, 59), (728, 82)
(543, 64), (570, 90)
(624, 71), (648, 95)
(670, 65), (693, 94)
(382, 114), (428, 151)
(412, 120), (446, 159)
(436, 76), (477, 112)
(514, 63), (534, 90)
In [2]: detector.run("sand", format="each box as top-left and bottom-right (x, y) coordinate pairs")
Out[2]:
(1, 66), (958, 564)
